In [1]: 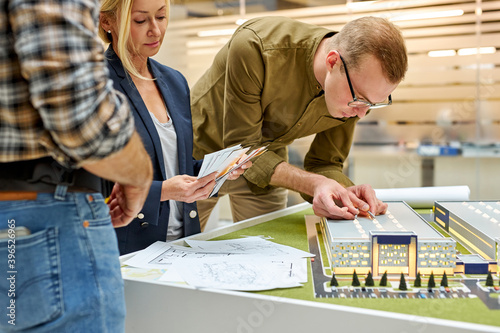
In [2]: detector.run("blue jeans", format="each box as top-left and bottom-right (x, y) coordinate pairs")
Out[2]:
(0, 189), (125, 332)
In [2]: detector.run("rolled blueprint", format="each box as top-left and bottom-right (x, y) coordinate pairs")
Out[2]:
(374, 185), (470, 208)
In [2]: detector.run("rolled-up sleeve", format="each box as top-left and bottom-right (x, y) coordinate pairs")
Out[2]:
(298, 118), (358, 202)
(299, 120), (357, 202)
(10, 0), (134, 168)
(222, 27), (291, 189)
(243, 150), (286, 189)
(304, 118), (358, 187)
(222, 28), (265, 149)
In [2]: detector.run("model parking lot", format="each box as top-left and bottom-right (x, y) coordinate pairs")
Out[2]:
(321, 286), (474, 300)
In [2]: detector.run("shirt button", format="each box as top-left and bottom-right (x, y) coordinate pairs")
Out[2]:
(137, 213), (145, 219)
(140, 222), (149, 228)
(189, 210), (197, 218)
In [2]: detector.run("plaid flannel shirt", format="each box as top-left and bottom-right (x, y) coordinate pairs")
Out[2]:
(0, 0), (134, 168)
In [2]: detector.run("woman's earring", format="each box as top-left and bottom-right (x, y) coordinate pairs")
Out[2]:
(107, 30), (111, 34)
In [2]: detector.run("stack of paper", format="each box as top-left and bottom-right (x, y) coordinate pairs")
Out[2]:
(197, 144), (267, 197)
(123, 237), (314, 291)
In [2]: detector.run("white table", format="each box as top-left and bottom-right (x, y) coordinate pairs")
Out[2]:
(120, 203), (500, 333)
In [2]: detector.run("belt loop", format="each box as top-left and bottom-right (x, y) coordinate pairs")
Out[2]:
(54, 185), (68, 200)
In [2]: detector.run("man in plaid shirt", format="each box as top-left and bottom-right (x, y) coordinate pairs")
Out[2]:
(0, 0), (152, 331)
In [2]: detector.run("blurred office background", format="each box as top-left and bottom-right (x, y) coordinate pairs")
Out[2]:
(152, 0), (500, 229)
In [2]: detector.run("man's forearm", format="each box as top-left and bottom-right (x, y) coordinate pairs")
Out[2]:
(83, 131), (152, 187)
(269, 162), (328, 196)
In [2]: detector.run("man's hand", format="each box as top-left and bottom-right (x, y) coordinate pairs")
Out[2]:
(107, 182), (150, 228)
(311, 179), (360, 220)
(313, 182), (387, 220)
(83, 131), (153, 227)
(161, 173), (217, 203)
(227, 155), (252, 180)
(346, 184), (387, 217)
(268, 162), (385, 220)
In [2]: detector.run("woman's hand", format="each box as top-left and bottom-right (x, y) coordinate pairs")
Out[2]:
(161, 173), (216, 203)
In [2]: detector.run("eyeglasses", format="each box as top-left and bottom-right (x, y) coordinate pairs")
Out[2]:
(338, 53), (392, 109)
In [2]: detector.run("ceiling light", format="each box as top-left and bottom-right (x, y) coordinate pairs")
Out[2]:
(346, 1), (377, 9)
(187, 38), (230, 48)
(428, 50), (456, 57)
(457, 47), (496, 56)
(197, 28), (236, 37)
(390, 9), (464, 22)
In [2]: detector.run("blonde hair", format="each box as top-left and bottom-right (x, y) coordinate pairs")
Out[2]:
(99, 0), (170, 80)
(329, 16), (408, 84)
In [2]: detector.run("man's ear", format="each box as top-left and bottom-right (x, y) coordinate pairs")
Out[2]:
(325, 50), (341, 72)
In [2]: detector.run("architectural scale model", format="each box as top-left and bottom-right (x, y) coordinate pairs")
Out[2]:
(321, 202), (456, 278)
(321, 201), (499, 278)
(434, 201), (500, 273)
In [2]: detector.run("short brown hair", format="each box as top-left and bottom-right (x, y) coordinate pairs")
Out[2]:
(329, 16), (408, 84)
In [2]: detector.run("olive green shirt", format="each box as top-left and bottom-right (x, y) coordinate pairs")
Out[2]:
(191, 16), (357, 196)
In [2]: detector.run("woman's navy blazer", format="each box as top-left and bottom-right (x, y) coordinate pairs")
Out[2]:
(105, 46), (202, 255)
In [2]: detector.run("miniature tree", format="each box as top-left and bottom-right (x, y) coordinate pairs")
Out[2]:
(440, 272), (449, 287)
(399, 272), (408, 291)
(365, 271), (375, 287)
(379, 270), (388, 287)
(428, 271), (436, 289)
(485, 271), (494, 287)
(414, 271), (422, 287)
(352, 270), (361, 286)
(330, 273), (339, 287)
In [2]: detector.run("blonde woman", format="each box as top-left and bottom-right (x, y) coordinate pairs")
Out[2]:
(99, 0), (249, 254)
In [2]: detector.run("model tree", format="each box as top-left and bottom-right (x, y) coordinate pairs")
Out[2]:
(414, 271), (422, 287)
(365, 271), (375, 287)
(485, 271), (494, 287)
(330, 273), (339, 287)
(352, 270), (361, 286)
(379, 270), (388, 287)
(428, 271), (436, 289)
(440, 272), (449, 287)
(399, 272), (408, 290)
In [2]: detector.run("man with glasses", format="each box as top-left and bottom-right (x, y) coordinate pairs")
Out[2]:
(191, 16), (408, 229)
